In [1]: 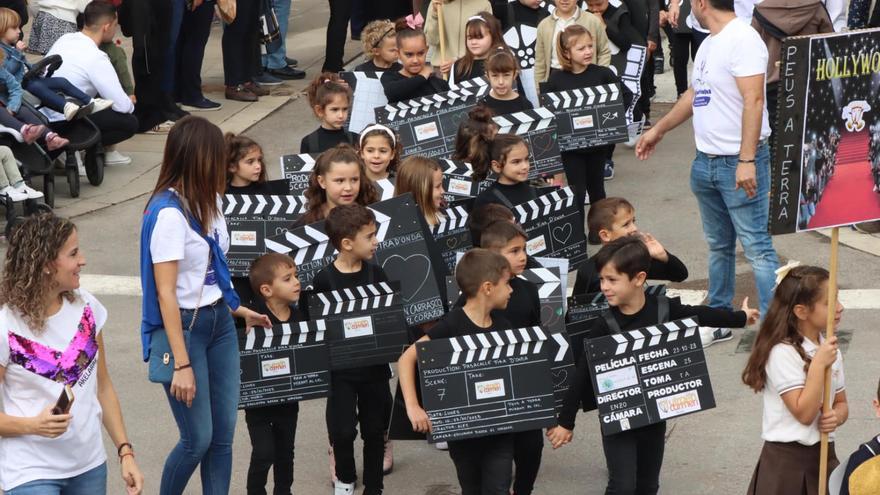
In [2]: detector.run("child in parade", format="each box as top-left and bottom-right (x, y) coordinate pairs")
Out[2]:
(483, 48), (533, 115)
(473, 133), (538, 210)
(298, 145), (379, 226)
(301, 73), (357, 154)
(225, 133), (270, 195)
(381, 25), (449, 103)
(313, 204), (391, 495)
(398, 248), (516, 495)
(425, 0), (493, 77)
(244, 253), (305, 495)
(533, 0), (611, 83)
(548, 236), (758, 494)
(449, 12), (505, 85)
(394, 155), (446, 227)
(452, 105), (498, 182)
(358, 124), (400, 200)
(356, 20), (402, 72)
(741, 265), (847, 495)
(839, 377), (880, 494)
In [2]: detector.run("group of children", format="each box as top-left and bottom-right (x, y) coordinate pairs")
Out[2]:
(214, 3), (877, 495)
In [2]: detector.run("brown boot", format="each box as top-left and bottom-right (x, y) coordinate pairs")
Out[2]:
(244, 81), (270, 97)
(225, 84), (258, 102)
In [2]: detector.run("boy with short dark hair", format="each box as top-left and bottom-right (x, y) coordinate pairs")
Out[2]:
(840, 378), (880, 495)
(468, 203), (516, 247)
(548, 236), (758, 495)
(398, 248), (516, 495)
(244, 252), (305, 495)
(313, 204), (389, 495)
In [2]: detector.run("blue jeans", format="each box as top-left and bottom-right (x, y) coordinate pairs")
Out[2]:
(262, 0), (291, 70)
(160, 303), (240, 495)
(24, 77), (92, 112)
(689, 142), (779, 317)
(162, 0), (186, 93)
(6, 463), (107, 495)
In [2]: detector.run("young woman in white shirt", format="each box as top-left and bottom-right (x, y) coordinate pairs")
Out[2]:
(742, 264), (848, 495)
(0, 213), (144, 494)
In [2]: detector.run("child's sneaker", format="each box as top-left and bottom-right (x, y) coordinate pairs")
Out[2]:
(0, 185), (28, 202)
(90, 98), (114, 113)
(20, 124), (45, 144)
(333, 481), (355, 495)
(44, 132), (69, 151)
(700, 327), (733, 348)
(14, 183), (43, 200)
(604, 160), (615, 181)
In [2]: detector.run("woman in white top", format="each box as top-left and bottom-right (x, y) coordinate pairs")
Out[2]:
(741, 264), (848, 495)
(139, 116), (270, 494)
(0, 213), (144, 494)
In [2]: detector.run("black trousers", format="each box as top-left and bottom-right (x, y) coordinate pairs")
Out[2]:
(245, 403), (299, 495)
(561, 148), (607, 236)
(448, 434), (515, 495)
(512, 429), (544, 495)
(88, 109), (139, 146)
(601, 421), (666, 495)
(122, 0), (172, 132)
(175, 0), (215, 102)
(325, 373), (387, 494)
(670, 33), (698, 97)
(222, 0), (261, 86)
(323, 0), (353, 72)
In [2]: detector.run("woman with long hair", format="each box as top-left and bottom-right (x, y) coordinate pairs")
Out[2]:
(0, 213), (144, 494)
(139, 115), (270, 494)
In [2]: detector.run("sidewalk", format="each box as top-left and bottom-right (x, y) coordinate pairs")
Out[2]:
(50, 0), (361, 219)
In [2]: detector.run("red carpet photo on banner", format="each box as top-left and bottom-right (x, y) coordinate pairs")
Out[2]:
(807, 129), (880, 229)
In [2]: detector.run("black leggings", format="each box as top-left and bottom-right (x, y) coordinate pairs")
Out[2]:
(222, 0), (260, 86)
(323, 0), (353, 72)
(512, 429), (544, 495)
(448, 434), (515, 495)
(601, 421), (666, 495)
(325, 373), (387, 494)
(562, 148), (607, 235)
(244, 403), (299, 495)
(670, 33), (698, 97)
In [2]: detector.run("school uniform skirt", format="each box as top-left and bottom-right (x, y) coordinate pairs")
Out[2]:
(747, 441), (838, 495)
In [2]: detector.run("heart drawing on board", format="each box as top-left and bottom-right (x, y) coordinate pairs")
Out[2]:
(552, 368), (568, 387)
(381, 253), (432, 302)
(531, 132), (556, 159)
(446, 236), (460, 250)
(552, 223), (572, 245)
(541, 304), (562, 329)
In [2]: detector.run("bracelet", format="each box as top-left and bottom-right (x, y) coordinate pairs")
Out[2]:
(174, 363), (192, 371)
(738, 159), (756, 163)
(117, 442), (133, 456)
(119, 452), (135, 463)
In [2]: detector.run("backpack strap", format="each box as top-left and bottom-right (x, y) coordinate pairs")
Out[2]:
(491, 186), (516, 209)
(657, 295), (670, 324)
(602, 309), (623, 335)
(866, 436), (880, 456)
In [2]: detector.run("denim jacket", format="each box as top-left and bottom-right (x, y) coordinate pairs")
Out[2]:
(0, 65), (22, 113)
(0, 43), (29, 84)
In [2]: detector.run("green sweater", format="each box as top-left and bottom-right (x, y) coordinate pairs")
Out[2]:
(99, 41), (134, 96)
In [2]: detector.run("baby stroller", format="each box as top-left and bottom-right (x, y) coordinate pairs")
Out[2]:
(0, 127), (53, 236)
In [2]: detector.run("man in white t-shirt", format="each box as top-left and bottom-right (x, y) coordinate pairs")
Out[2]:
(635, 0), (779, 346)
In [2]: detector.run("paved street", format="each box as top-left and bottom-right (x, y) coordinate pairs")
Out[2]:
(3, 1), (880, 494)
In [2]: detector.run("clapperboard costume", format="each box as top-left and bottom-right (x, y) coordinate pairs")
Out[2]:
(502, 0), (551, 107)
(539, 84), (629, 151)
(278, 153), (318, 196)
(238, 320), (331, 409)
(514, 187), (588, 270)
(432, 204), (473, 274)
(376, 78), (489, 159)
(341, 71), (389, 134)
(493, 107), (563, 179)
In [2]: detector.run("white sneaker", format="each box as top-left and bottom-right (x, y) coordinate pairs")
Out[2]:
(104, 149), (132, 166)
(699, 327), (733, 348)
(14, 183), (43, 200)
(90, 98), (113, 113)
(333, 481), (355, 495)
(63, 102), (81, 121)
(0, 185), (28, 202)
(435, 441), (449, 450)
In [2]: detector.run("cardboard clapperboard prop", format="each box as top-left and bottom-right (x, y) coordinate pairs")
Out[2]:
(238, 321), (331, 409)
(223, 193), (308, 276)
(540, 84), (629, 151)
(432, 204), (472, 273)
(375, 78), (489, 159)
(770, 29), (880, 233)
(493, 107), (563, 178)
(278, 153), (318, 196)
(586, 317), (715, 435)
(340, 71), (388, 134)
(440, 159), (493, 205)
(417, 327), (557, 442)
(515, 187), (588, 270)
(307, 282), (409, 370)
(502, 0), (550, 107)
(264, 194), (446, 325)
(619, 45), (648, 138)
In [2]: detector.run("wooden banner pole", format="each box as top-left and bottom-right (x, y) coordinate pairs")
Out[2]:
(437, 1), (448, 81)
(818, 226), (839, 495)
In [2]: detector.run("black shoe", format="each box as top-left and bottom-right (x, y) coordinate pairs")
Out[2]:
(286, 57), (299, 67)
(268, 66), (306, 80)
(179, 97), (223, 111)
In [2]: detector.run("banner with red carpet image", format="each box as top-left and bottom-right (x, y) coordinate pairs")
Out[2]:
(771, 29), (880, 234)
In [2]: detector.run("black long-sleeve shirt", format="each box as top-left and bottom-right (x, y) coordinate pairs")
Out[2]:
(454, 276), (541, 329)
(354, 60), (403, 72)
(381, 70), (449, 104)
(557, 295), (747, 429)
(300, 127), (357, 154)
(572, 250), (689, 295)
(483, 93), (534, 116)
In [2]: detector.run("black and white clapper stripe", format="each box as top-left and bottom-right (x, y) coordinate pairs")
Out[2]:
(518, 267), (561, 299)
(441, 327), (549, 364)
(243, 320), (327, 350)
(433, 205), (469, 235)
(493, 107), (555, 134)
(378, 82), (489, 120)
(223, 194), (308, 216)
(609, 318), (699, 356)
(543, 85), (621, 109)
(313, 282), (398, 316)
(439, 159), (474, 177)
(279, 153), (317, 173)
(514, 187), (575, 224)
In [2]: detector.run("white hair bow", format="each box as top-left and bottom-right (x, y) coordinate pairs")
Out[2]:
(774, 260), (802, 287)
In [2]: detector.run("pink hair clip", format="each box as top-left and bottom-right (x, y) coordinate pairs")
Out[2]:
(405, 12), (424, 30)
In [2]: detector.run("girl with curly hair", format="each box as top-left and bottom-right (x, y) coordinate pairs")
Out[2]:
(0, 213), (144, 494)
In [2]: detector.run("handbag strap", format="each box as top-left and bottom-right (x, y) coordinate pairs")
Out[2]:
(188, 251), (211, 332)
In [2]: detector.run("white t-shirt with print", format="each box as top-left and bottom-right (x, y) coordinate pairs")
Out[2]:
(691, 18), (771, 156)
(0, 290), (108, 490)
(149, 194), (229, 309)
(762, 338), (845, 446)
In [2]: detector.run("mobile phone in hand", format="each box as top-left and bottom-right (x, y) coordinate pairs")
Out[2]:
(52, 385), (74, 415)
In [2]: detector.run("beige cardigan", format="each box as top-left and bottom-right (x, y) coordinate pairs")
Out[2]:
(534, 9), (612, 84)
(424, 0), (493, 66)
